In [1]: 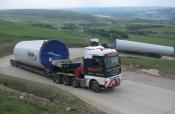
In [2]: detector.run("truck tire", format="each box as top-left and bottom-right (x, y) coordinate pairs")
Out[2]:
(53, 74), (62, 84)
(90, 80), (100, 92)
(10, 60), (17, 67)
(71, 78), (80, 88)
(62, 76), (70, 86)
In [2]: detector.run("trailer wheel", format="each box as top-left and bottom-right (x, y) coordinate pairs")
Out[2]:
(71, 78), (80, 88)
(62, 76), (70, 86)
(53, 74), (62, 84)
(10, 60), (17, 67)
(13, 62), (18, 67)
(90, 80), (100, 92)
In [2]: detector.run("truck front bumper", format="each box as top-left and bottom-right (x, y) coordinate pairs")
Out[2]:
(105, 74), (122, 88)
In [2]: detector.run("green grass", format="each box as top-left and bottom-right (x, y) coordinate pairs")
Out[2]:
(148, 27), (175, 33)
(0, 20), (88, 41)
(129, 35), (175, 47)
(1, 9), (175, 48)
(0, 90), (78, 114)
(0, 20), (110, 46)
(122, 57), (175, 78)
(0, 74), (105, 114)
(0, 9), (99, 24)
(141, 27), (175, 39)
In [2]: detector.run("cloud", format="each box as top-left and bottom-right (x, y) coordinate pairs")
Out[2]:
(0, 0), (174, 9)
(0, 0), (83, 9)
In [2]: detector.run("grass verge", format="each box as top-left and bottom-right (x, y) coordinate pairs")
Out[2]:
(122, 57), (175, 79)
(0, 87), (73, 114)
(0, 73), (105, 114)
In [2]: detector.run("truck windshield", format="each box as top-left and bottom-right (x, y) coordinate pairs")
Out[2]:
(104, 56), (120, 69)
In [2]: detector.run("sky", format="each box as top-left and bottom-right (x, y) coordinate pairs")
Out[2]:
(0, 0), (175, 9)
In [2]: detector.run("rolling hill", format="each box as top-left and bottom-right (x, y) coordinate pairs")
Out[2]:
(0, 8), (175, 47)
(0, 19), (109, 46)
(0, 9), (102, 24)
(68, 7), (175, 22)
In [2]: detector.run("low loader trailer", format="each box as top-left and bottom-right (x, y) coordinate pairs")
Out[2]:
(10, 39), (122, 92)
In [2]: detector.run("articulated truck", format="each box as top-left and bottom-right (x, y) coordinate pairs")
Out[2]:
(10, 39), (121, 92)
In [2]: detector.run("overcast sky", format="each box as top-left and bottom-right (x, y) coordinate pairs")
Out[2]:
(1, 0), (175, 9)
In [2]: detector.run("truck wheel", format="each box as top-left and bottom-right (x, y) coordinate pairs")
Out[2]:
(71, 78), (80, 88)
(53, 74), (62, 84)
(11, 60), (17, 67)
(62, 76), (70, 86)
(90, 81), (100, 92)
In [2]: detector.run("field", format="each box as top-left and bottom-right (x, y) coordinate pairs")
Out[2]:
(129, 35), (175, 47)
(0, 8), (175, 47)
(0, 20), (109, 46)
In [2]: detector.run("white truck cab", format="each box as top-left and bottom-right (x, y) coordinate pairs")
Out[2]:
(83, 41), (122, 91)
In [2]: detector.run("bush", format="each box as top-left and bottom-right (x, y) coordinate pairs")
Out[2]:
(87, 29), (129, 41)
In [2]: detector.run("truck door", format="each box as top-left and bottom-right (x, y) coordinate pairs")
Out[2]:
(84, 56), (105, 86)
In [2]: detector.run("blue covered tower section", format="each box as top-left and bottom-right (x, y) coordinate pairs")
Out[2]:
(40, 40), (69, 72)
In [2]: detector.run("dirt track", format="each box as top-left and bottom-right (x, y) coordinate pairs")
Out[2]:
(0, 48), (175, 114)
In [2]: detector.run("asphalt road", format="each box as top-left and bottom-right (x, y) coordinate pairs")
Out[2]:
(0, 48), (175, 114)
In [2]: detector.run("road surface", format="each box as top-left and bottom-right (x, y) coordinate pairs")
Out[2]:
(0, 48), (175, 114)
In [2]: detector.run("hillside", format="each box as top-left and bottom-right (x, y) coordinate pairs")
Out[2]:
(68, 7), (175, 22)
(0, 9), (102, 24)
(0, 8), (175, 47)
(0, 19), (109, 46)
